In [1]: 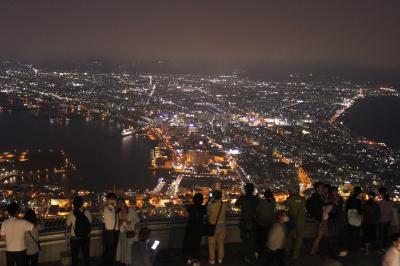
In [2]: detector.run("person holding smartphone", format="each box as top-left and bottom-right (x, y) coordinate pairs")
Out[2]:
(131, 227), (157, 266)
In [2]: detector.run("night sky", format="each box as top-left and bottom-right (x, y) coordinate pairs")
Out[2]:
(1, 1), (399, 80)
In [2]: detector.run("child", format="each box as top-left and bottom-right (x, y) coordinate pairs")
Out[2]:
(382, 233), (400, 266)
(265, 210), (288, 266)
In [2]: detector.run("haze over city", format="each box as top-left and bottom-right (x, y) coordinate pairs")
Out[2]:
(1, 1), (400, 83)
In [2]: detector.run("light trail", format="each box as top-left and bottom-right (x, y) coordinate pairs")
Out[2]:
(166, 175), (183, 198)
(329, 89), (364, 123)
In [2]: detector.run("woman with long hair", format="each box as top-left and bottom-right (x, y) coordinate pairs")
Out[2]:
(24, 209), (41, 266)
(116, 197), (140, 266)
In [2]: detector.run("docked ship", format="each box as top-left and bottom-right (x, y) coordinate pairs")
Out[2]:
(121, 127), (135, 137)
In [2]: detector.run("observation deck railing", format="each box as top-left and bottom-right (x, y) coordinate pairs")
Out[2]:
(0, 215), (324, 265)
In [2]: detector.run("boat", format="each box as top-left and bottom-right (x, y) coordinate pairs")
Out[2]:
(121, 127), (135, 137)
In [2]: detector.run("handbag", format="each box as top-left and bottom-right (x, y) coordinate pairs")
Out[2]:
(126, 230), (136, 238)
(348, 209), (363, 227)
(205, 202), (223, 236)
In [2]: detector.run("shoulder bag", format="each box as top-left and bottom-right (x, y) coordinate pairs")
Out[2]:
(205, 202), (223, 236)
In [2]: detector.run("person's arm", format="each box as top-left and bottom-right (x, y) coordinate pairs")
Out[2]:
(207, 203), (211, 216)
(0, 223), (5, 242)
(337, 197), (344, 212)
(102, 205), (111, 225)
(235, 196), (242, 207)
(131, 208), (140, 224)
(37, 222), (44, 232)
(100, 204), (107, 223)
(183, 204), (191, 216)
(376, 204), (381, 222)
(25, 220), (34, 232)
(0, 231), (5, 242)
(345, 197), (350, 212)
(389, 203), (394, 221)
(85, 210), (93, 224)
(359, 199), (364, 214)
(66, 212), (73, 227)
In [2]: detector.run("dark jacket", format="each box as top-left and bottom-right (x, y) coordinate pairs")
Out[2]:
(346, 195), (362, 214)
(185, 204), (207, 229)
(329, 196), (344, 221)
(257, 199), (276, 227)
(236, 194), (259, 222)
(131, 241), (154, 266)
(306, 192), (324, 221)
(362, 200), (380, 225)
(182, 204), (207, 258)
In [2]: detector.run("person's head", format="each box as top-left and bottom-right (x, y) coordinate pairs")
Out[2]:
(324, 184), (331, 194)
(384, 194), (391, 201)
(329, 186), (339, 197)
(117, 197), (128, 210)
(244, 183), (254, 195)
(73, 196), (84, 210)
(138, 227), (151, 242)
(353, 186), (362, 196)
(368, 191), (376, 201)
(212, 190), (222, 200)
(391, 233), (400, 250)
(106, 192), (117, 206)
(264, 189), (274, 202)
(24, 209), (38, 225)
(192, 193), (204, 206)
(277, 210), (289, 223)
(7, 202), (19, 217)
(314, 182), (324, 194)
(378, 187), (388, 197)
(288, 182), (299, 196)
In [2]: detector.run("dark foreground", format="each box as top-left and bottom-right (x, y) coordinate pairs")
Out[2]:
(41, 242), (383, 266)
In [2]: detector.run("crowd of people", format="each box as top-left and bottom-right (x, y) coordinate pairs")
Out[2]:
(96, 192), (156, 266)
(0, 192), (155, 266)
(0, 203), (40, 266)
(1, 183), (400, 266)
(182, 182), (400, 266)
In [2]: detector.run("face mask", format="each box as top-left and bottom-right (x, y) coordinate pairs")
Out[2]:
(283, 216), (290, 223)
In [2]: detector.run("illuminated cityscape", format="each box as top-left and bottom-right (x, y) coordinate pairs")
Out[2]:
(0, 62), (399, 220)
(0, 1), (399, 265)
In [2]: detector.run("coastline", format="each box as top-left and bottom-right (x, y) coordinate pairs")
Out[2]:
(340, 95), (400, 150)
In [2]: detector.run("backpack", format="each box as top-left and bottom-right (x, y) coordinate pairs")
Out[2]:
(74, 209), (91, 238)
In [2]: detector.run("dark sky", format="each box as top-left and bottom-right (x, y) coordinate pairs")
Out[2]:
(1, 0), (400, 78)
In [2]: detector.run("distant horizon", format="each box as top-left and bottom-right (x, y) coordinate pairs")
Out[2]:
(1, 1), (399, 83)
(2, 59), (400, 88)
